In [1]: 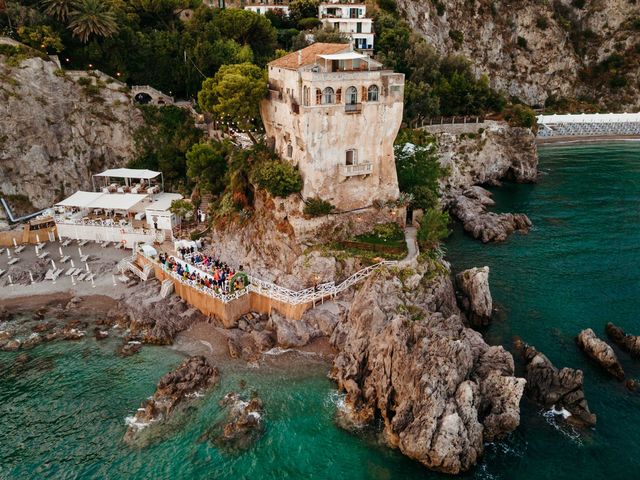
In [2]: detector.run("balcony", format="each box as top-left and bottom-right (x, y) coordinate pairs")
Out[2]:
(341, 162), (373, 177)
(345, 103), (362, 114)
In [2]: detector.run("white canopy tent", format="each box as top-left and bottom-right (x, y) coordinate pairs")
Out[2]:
(55, 192), (147, 211)
(55, 191), (104, 208)
(92, 168), (164, 192)
(537, 112), (640, 125)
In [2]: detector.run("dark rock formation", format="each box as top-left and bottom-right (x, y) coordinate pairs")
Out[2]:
(455, 266), (492, 326)
(203, 392), (265, 453)
(124, 356), (219, 443)
(521, 345), (596, 427)
(576, 328), (625, 381)
(330, 264), (525, 474)
(94, 328), (109, 340)
(451, 187), (531, 243)
(605, 322), (640, 358)
(119, 342), (142, 357)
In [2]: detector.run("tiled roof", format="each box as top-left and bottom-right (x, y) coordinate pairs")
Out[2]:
(269, 43), (351, 70)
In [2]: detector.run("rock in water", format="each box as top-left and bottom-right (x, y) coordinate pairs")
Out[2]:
(450, 187), (531, 243)
(330, 266), (525, 474)
(521, 345), (596, 427)
(605, 323), (640, 358)
(576, 329), (625, 381)
(203, 392), (265, 453)
(124, 356), (219, 443)
(456, 267), (492, 326)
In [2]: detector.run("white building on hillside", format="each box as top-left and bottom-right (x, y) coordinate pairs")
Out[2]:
(243, 0), (289, 15)
(54, 169), (183, 248)
(261, 43), (404, 211)
(318, 1), (374, 52)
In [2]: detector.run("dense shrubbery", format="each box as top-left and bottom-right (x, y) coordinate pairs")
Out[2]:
(253, 160), (303, 197)
(417, 208), (450, 249)
(303, 197), (335, 216)
(503, 104), (538, 130)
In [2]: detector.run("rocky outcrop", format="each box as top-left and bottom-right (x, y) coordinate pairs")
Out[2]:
(605, 322), (640, 358)
(396, 0), (640, 110)
(116, 281), (206, 344)
(576, 328), (625, 381)
(203, 392), (265, 453)
(436, 123), (536, 243)
(124, 356), (219, 443)
(330, 263), (525, 474)
(455, 266), (492, 325)
(521, 345), (596, 427)
(451, 186), (531, 243)
(0, 52), (143, 209)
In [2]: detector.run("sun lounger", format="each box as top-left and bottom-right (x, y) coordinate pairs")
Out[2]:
(37, 251), (49, 259)
(14, 245), (25, 253)
(36, 242), (46, 250)
(101, 241), (111, 248)
(77, 272), (87, 281)
(61, 239), (72, 247)
(65, 267), (80, 277)
(78, 240), (88, 247)
(80, 255), (90, 263)
(7, 258), (19, 265)
(61, 255), (71, 263)
(0, 269), (5, 278)
(85, 273), (95, 282)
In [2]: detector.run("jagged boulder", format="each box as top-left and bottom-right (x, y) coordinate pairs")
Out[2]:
(124, 356), (219, 443)
(456, 266), (492, 326)
(330, 265), (525, 474)
(576, 329), (625, 381)
(451, 187), (531, 243)
(521, 345), (596, 427)
(605, 323), (640, 358)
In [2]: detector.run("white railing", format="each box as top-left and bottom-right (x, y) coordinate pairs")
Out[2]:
(141, 251), (397, 306)
(341, 163), (373, 177)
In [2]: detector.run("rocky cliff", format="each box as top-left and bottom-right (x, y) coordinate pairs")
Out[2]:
(330, 262), (525, 474)
(397, 0), (640, 110)
(0, 52), (143, 210)
(436, 121), (538, 242)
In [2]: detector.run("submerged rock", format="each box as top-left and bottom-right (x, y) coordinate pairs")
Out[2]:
(124, 356), (219, 443)
(451, 186), (531, 243)
(1, 339), (21, 351)
(521, 345), (596, 427)
(203, 391), (265, 453)
(119, 342), (142, 357)
(330, 264), (525, 474)
(605, 323), (640, 358)
(455, 266), (492, 326)
(576, 328), (625, 381)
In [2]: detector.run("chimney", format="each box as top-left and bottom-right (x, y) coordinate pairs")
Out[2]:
(298, 50), (302, 66)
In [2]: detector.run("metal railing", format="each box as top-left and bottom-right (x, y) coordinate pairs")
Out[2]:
(140, 251), (397, 306)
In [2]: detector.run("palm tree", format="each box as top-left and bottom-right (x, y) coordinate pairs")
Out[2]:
(40, 0), (74, 22)
(68, 0), (118, 44)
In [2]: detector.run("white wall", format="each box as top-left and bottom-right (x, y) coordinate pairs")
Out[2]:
(56, 223), (156, 248)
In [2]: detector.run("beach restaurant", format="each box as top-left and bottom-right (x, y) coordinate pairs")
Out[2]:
(54, 168), (182, 248)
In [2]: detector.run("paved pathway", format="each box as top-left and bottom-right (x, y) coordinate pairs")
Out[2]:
(403, 226), (418, 263)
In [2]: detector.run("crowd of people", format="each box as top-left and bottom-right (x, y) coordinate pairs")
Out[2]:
(158, 251), (246, 296)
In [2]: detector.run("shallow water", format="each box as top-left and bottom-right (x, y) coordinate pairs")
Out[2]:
(1, 142), (639, 479)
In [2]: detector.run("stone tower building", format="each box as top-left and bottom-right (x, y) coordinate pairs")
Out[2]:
(260, 43), (405, 211)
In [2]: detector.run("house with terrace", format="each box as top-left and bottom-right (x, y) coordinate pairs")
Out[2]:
(318, 1), (374, 52)
(260, 43), (405, 211)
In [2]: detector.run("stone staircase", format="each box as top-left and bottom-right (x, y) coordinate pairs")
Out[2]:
(199, 193), (213, 217)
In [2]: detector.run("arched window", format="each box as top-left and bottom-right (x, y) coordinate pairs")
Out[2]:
(322, 87), (335, 104)
(316, 88), (322, 105)
(367, 85), (379, 102)
(303, 86), (310, 106)
(287, 144), (293, 158)
(346, 86), (358, 105)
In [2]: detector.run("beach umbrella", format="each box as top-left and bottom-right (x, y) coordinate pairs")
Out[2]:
(36, 234), (41, 244)
(78, 247), (83, 258)
(112, 274), (117, 286)
(12, 238), (17, 248)
(59, 246), (64, 258)
(91, 276), (95, 288)
(71, 274), (76, 286)
(85, 262), (90, 272)
(29, 271), (34, 284)
(8, 275), (12, 286)
(70, 259), (75, 268)
(51, 259), (56, 270)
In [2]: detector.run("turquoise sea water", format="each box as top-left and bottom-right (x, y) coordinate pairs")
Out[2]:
(1, 142), (639, 479)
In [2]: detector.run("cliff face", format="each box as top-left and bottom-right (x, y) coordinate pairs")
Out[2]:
(330, 263), (525, 474)
(0, 54), (143, 210)
(397, 0), (640, 109)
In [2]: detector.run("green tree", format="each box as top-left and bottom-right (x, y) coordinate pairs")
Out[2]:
(68, 0), (118, 43)
(17, 25), (64, 52)
(417, 208), (449, 249)
(198, 62), (267, 135)
(288, 0), (319, 23)
(395, 143), (445, 211)
(253, 160), (303, 197)
(186, 141), (230, 195)
(41, 0), (74, 21)
(211, 8), (277, 65)
(169, 199), (194, 220)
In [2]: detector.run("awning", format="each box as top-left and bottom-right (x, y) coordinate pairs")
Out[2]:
(55, 191), (104, 208)
(140, 244), (157, 257)
(318, 52), (368, 61)
(94, 168), (161, 180)
(56, 191), (148, 211)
